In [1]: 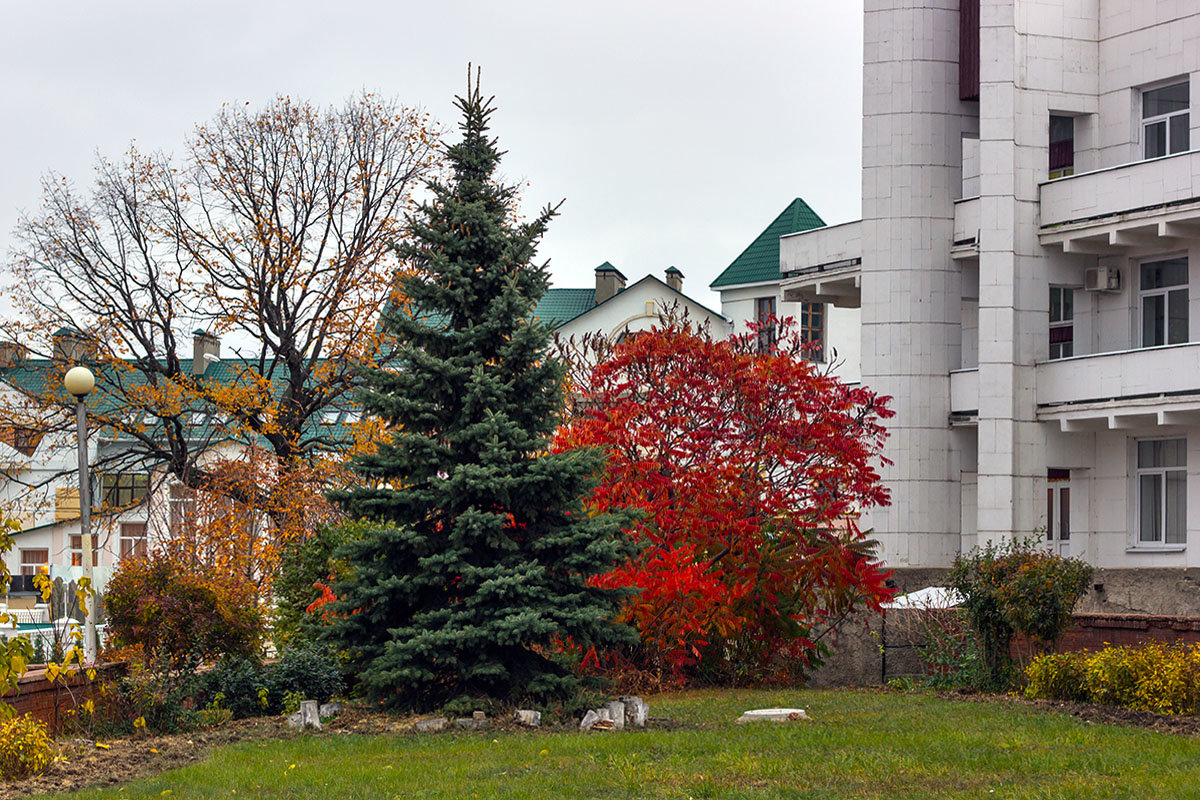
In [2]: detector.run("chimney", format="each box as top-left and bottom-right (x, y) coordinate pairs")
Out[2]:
(0, 341), (27, 369)
(51, 328), (93, 363)
(665, 266), (684, 293)
(192, 329), (220, 375)
(594, 262), (627, 304)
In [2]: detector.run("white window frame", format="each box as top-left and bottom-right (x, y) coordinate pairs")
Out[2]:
(1049, 286), (1074, 360)
(1142, 79), (1190, 160)
(19, 548), (48, 577)
(1135, 437), (1188, 548)
(1138, 256), (1189, 348)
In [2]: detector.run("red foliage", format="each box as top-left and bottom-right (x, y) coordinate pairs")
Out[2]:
(554, 316), (896, 677)
(104, 551), (264, 665)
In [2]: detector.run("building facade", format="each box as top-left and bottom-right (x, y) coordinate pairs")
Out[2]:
(776, 0), (1200, 592)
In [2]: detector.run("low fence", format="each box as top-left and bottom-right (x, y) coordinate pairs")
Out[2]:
(1, 662), (127, 731)
(810, 610), (1200, 687)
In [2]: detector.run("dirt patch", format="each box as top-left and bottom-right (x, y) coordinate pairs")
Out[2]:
(943, 689), (1200, 737)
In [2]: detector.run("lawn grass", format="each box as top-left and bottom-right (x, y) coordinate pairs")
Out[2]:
(35, 688), (1200, 799)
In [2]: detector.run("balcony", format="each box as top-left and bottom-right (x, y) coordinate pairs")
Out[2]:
(952, 197), (980, 260)
(779, 220), (862, 308)
(1036, 343), (1200, 430)
(1039, 151), (1200, 253)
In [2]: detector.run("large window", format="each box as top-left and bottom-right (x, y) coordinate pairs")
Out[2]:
(755, 296), (777, 351)
(800, 302), (825, 362)
(1140, 258), (1188, 347)
(1048, 115), (1075, 179)
(120, 522), (148, 560)
(1137, 439), (1187, 546)
(19, 549), (47, 577)
(1049, 286), (1074, 359)
(100, 473), (149, 509)
(1143, 80), (1189, 159)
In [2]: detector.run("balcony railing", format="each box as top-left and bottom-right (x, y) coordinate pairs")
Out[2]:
(1036, 342), (1200, 407)
(1041, 151), (1200, 235)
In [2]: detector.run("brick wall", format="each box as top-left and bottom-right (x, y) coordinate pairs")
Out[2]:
(1, 662), (126, 732)
(1050, 613), (1200, 652)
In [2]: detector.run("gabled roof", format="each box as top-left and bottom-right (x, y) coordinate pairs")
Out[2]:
(709, 198), (825, 289)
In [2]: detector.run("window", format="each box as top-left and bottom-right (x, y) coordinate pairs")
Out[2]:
(320, 410), (343, 426)
(1047, 468), (1070, 557)
(70, 535), (99, 567)
(1137, 439), (1187, 545)
(1140, 258), (1188, 347)
(1049, 286), (1074, 359)
(19, 549), (48, 577)
(800, 302), (825, 362)
(120, 522), (147, 560)
(755, 296), (777, 351)
(1143, 81), (1189, 159)
(169, 483), (196, 537)
(1048, 115), (1074, 179)
(100, 473), (149, 509)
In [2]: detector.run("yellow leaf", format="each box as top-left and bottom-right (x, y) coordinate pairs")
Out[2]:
(95, 742), (110, 750)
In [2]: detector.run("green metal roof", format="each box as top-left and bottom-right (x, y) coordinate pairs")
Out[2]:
(532, 288), (599, 328)
(709, 198), (825, 289)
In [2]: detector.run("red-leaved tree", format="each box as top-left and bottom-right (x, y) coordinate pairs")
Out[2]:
(553, 316), (895, 683)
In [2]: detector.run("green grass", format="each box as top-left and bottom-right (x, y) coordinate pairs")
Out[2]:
(36, 688), (1200, 799)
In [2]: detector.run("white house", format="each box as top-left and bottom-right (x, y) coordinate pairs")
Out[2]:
(773, 0), (1200, 611)
(710, 199), (862, 384)
(539, 263), (730, 341)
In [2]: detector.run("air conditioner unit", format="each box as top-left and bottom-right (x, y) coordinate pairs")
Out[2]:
(1084, 266), (1120, 292)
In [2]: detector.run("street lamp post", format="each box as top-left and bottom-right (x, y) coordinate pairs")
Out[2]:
(63, 365), (96, 663)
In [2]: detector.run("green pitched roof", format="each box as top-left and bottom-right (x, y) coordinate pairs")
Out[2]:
(532, 288), (598, 328)
(709, 198), (825, 289)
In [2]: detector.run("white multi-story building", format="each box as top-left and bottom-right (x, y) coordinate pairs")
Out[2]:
(730, 1), (1200, 607)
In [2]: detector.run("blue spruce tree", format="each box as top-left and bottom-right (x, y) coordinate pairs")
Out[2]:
(324, 70), (635, 710)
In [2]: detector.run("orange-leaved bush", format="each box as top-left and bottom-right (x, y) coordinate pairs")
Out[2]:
(554, 316), (895, 682)
(105, 552), (264, 665)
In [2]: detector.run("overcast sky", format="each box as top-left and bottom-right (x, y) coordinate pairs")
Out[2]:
(0, 0), (863, 311)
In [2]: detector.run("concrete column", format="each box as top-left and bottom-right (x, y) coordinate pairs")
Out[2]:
(860, 0), (974, 566)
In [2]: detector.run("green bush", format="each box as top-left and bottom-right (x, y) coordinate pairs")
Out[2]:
(0, 713), (55, 779)
(948, 537), (1092, 689)
(266, 644), (345, 709)
(200, 645), (344, 719)
(1026, 642), (1200, 715)
(201, 657), (270, 719)
(112, 658), (202, 734)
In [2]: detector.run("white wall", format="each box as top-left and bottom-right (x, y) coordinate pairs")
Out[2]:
(557, 278), (731, 342)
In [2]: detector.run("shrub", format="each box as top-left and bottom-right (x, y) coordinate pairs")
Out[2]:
(1026, 642), (1200, 715)
(198, 706), (233, 728)
(266, 645), (344, 710)
(892, 607), (989, 690)
(105, 552), (264, 665)
(112, 658), (202, 734)
(0, 713), (55, 779)
(948, 538), (1092, 689)
(1024, 652), (1089, 703)
(200, 657), (270, 719)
